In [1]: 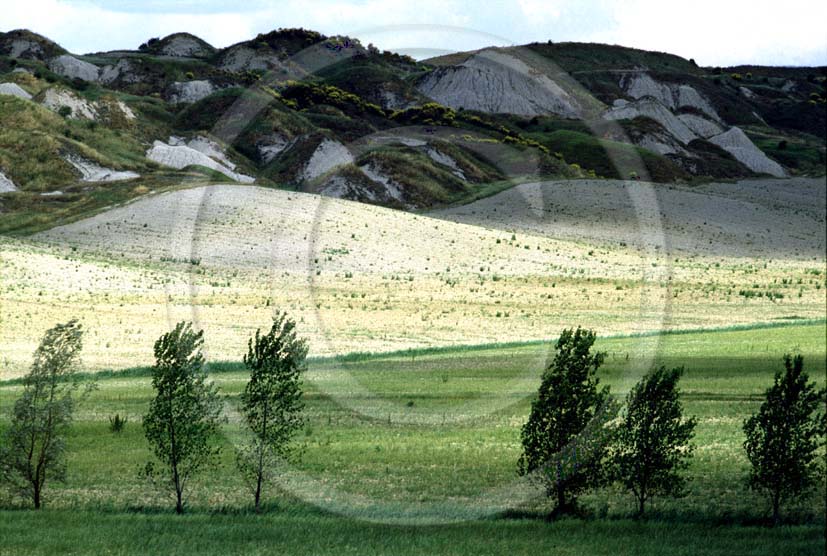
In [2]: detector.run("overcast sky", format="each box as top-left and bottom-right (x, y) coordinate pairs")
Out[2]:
(2, 0), (825, 66)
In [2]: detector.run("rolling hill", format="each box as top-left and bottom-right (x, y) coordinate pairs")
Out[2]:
(0, 28), (824, 235)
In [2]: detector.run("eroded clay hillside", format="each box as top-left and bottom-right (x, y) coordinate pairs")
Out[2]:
(0, 28), (824, 235)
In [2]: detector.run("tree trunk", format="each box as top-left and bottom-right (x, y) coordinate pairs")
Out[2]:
(33, 484), (41, 509)
(772, 491), (781, 526)
(254, 471), (262, 513)
(254, 401), (268, 513)
(174, 463), (183, 514)
(637, 484), (646, 518)
(557, 485), (566, 513)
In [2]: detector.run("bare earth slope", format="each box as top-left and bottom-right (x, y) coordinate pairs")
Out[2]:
(431, 178), (826, 259)
(1, 182), (823, 377)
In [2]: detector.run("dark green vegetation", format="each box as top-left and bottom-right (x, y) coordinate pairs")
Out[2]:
(1, 29), (824, 235)
(0, 323), (824, 555)
(743, 355), (826, 525)
(522, 126), (690, 182)
(0, 510), (821, 556)
(612, 366), (697, 516)
(518, 328), (612, 516)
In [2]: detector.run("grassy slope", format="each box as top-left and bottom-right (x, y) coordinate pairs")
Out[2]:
(0, 323), (824, 555)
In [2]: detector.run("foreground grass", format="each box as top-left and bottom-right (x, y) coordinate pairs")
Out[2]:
(0, 510), (822, 556)
(0, 323), (824, 554)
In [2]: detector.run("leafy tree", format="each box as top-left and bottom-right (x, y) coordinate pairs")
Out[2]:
(143, 322), (223, 514)
(236, 313), (308, 512)
(612, 366), (697, 516)
(0, 320), (87, 509)
(517, 327), (613, 516)
(743, 354), (826, 525)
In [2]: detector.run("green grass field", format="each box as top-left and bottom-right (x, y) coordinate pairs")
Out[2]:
(0, 322), (825, 555)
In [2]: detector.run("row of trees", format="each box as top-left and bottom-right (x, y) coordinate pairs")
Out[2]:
(0, 321), (824, 524)
(0, 313), (308, 514)
(518, 328), (826, 524)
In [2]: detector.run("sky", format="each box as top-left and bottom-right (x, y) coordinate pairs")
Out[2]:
(1, 0), (825, 66)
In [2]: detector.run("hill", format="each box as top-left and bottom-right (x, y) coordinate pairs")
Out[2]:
(0, 181), (821, 374)
(0, 29), (824, 234)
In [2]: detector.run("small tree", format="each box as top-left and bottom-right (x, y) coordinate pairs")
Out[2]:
(0, 320), (86, 509)
(517, 327), (613, 517)
(236, 313), (308, 512)
(743, 354), (826, 525)
(612, 366), (697, 517)
(143, 322), (223, 514)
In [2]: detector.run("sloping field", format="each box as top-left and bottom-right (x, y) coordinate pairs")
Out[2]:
(432, 178), (826, 258)
(1, 183), (824, 377)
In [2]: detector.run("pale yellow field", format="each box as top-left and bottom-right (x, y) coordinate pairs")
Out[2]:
(1, 184), (824, 378)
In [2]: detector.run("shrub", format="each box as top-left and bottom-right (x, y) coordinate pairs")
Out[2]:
(57, 105), (72, 118)
(108, 414), (127, 434)
(390, 102), (456, 126)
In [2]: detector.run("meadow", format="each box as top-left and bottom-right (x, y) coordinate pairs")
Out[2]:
(0, 322), (824, 555)
(0, 181), (824, 554)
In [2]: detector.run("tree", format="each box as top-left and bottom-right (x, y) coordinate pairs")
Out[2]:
(612, 366), (697, 517)
(142, 322), (223, 514)
(236, 313), (308, 512)
(0, 320), (86, 509)
(743, 354), (826, 525)
(517, 327), (614, 517)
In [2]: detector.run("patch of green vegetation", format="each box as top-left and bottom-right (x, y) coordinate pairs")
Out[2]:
(526, 129), (689, 182)
(356, 145), (470, 206)
(280, 81), (387, 118)
(527, 42), (702, 76)
(314, 57), (425, 108)
(390, 102), (456, 126)
(0, 510), (821, 556)
(243, 28), (327, 58)
(0, 96), (148, 191)
(174, 87), (250, 131)
(747, 129), (826, 176)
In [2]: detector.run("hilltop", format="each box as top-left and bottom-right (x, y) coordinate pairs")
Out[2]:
(0, 28), (824, 234)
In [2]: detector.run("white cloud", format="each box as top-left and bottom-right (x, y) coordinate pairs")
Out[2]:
(517, 0), (562, 24)
(0, 0), (256, 52)
(1, 0), (824, 65)
(590, 0), (827, 66)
